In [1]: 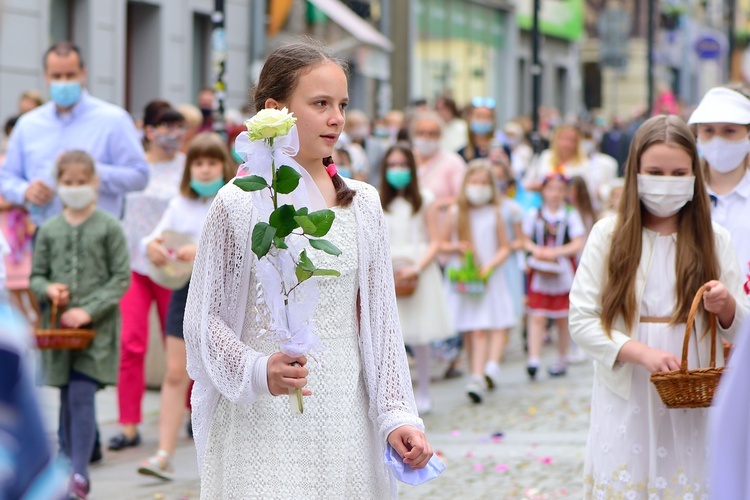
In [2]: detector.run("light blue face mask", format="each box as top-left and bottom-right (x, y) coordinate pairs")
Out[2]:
(190, 177), (224, 198)
(49, 81), (82, 108)
(469, 121), (494, 135)
(337, 166), (353, 179)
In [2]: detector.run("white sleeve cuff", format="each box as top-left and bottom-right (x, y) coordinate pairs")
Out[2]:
(251, 354), (272, 396)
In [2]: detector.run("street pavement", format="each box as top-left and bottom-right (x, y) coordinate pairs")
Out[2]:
(37, 330), (593, 499)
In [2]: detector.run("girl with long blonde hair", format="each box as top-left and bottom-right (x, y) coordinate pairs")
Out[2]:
(569, 115), (748, 498)
(441, 161), (516, 403)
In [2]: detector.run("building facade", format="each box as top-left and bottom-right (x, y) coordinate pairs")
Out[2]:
(0, 0), (255, 124)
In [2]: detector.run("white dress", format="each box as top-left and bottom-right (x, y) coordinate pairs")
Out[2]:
(384, 195), (453, 345)
(200, 204), (390, 498)
(584, 235), (709, 500)
(445, 204), (516, 332)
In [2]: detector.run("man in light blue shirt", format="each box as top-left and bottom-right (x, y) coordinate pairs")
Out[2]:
(0, 41), (148, 224)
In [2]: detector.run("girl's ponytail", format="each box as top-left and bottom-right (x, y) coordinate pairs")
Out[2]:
(324, 156), (356, 207)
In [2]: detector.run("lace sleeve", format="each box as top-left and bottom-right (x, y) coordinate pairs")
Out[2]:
(354, 183), (424, 444)
(184, 188), (268, 405)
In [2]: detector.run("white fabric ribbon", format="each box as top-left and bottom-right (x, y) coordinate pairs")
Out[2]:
(235, 125), (327, 214)
(233, 125), (328, 359)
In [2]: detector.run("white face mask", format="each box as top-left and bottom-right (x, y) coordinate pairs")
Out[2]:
(697, 136), (750, 173)
(465, 185), (493, 206)
(58, 185), (96, 210)
(412, 137), (441, 158)
(637, 174), (694, 218)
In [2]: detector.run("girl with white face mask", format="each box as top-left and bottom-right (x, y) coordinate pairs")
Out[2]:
(32, 150), (131, 497)
(440, 162), (517, 404)
(688, 86), (750, 301)
(568, 115), (748, 498)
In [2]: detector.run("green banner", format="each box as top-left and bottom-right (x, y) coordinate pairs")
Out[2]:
(516, 0), (584, 41)
(417, 0), (505, 47)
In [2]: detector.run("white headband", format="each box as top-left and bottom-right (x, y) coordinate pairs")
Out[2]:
(688, 87), (750, 125)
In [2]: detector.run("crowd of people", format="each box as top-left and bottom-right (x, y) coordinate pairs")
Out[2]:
(1, 39), (750, 499)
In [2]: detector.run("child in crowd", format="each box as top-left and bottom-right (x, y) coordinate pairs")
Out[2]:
(380, 142), (453, 414)
(442, 162), (516, 403)
(522, 173), (585, 379)
(569, 115), (747, 497)
(110, 102), (186, 452)
(137, 132), (234, 481)
(598, 177), (624, 220)
(31, 151), (131, 499)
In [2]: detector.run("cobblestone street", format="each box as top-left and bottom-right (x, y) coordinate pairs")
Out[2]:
(38, 331), (593, 499)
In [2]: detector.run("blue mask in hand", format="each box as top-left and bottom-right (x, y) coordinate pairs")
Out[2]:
(383, 444), (445, 485)
(190, 177), (224, 198)
(50, 81), (82, 108)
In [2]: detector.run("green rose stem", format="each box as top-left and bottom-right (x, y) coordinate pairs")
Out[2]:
(235, 109), (342, 415)
(268, 137), (302, 414)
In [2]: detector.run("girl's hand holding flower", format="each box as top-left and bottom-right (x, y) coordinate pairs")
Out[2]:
(387, 426), (434, 470)
(703, 280), (736, 328)
(395, 266), (419, 281)
(60, 308), (92, 328)
(147, 236), (170, 267)
(267, 352), (312, 397)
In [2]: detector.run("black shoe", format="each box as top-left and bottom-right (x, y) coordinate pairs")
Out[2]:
(90, 442), (103, 464)
(444, 366), (463, 380)
(526, 365), (538, 380)
(548, 365), (567, 377)
(107, 432), (141, 451)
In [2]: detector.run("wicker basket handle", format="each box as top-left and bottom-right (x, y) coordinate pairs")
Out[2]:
(49, 297), (60, 331)
(680, 285), (717, 373)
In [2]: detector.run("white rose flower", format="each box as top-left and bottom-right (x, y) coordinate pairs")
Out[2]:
(626, 490), (638, 500)
(631, 444), (642, 455)
(619, 470), (631, 483)
(245, 107), (297, 141)
(683, 493), (694, 500)
(657, 446), (668, 458)
(678, 473), (688, 486)
(655, 477), (668, 489)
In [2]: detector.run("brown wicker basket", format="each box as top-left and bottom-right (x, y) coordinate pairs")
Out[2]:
(393, 259), (419, 297)
(35, 299), (95, 350)
(650, 286), (723, 409)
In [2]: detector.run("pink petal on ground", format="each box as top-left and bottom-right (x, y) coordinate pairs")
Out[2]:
(540, 456), (554, 464)
(465, 451), (474, 458)
(491, 436), (503, 443)
(495, 464), (508, 472)
(450, 430), (461, 437)
(473, 464), (485, 471)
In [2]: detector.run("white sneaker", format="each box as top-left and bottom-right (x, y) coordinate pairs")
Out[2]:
(484, 361), (501, 391)
(466, 376), (486, 404)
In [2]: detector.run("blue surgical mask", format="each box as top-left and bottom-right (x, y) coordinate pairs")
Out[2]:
(337, 166), (353, 179)
(386, 168), (412, 190)
(470, 121), (494, 135)
(49, 81), (82, 108)
(190, 177), (224, 198)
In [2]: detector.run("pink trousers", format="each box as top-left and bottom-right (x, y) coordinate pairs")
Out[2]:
(117, 271), (171, 424)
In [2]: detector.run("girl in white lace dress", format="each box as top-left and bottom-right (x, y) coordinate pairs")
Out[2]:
(569, 115), (748, 499)
(184, 42), (433, 499)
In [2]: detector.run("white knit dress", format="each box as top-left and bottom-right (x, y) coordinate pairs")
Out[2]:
(200, 204), (389, 498)
(184, 180), (423, 500)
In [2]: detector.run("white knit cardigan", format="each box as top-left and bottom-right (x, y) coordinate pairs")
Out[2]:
(183, 179), (424, 487)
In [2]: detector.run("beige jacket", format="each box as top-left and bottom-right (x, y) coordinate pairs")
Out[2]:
(569, 216), (748, 400)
